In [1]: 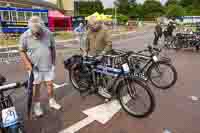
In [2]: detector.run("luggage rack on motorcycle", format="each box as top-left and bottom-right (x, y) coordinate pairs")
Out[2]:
(102, 50), (130, 67)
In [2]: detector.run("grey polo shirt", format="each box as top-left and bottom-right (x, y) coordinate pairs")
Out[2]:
(19, 28), (56, 72)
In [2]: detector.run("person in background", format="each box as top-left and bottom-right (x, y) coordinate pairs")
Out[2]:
(153, 21), (162, 46)
(167, 20), (176, 37)
(74, 23), (86, 53)
(19, 16), (61, 117)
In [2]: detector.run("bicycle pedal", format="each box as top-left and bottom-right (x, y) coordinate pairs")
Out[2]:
(104, 99), (110, 103)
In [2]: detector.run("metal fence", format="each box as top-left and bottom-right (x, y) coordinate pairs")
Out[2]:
(0, 33), (20, 64)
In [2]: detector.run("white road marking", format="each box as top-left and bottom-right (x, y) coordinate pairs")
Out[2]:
(59, 95), (131, 133)
(0, 50), (19, 54)
(188, 96), (199, 101)
(163, 128), (172, 133)
(59, 117), (94, 133)
(53, 83), (68, 89)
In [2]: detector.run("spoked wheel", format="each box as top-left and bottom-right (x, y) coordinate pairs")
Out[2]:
(118, 80), (155, 118)
(148, 62), (177, 89)
(69, 64), (91, 92)
(6, 125), (25, 133)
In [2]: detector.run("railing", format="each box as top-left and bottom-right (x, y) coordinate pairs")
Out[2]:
(0, 32), (20, 64)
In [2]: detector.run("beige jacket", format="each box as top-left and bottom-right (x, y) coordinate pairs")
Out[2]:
(85, 27), (112, 56)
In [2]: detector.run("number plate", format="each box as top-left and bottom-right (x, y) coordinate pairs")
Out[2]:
(122, 63), (130, 73)
(2, 107), (18, 127)
(153, 56), (158, 62)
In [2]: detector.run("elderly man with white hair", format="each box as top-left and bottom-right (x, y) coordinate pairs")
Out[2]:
(19, 16), (61, 117)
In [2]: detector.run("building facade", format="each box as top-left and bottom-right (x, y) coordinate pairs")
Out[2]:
(48, 0), (74, 16)
(0, 0), (59, 9)
(0, 0), (74, 16)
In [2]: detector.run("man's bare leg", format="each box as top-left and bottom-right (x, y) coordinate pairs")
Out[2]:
(33, 84), (41, 102)
(33, 84), (44, 117)
(46, 81), (61, 110)
(46, 81), (54, 98)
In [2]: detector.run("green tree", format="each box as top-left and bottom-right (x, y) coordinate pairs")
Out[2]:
(166, 5), (186, 17)
(114, 0), (129, 15)
(114, 14), (129, 24)
(142, 0), (165, 19)
(94, 0), (104, 13)
(165, 0), (178, 6)
(128, 0), (137, 7)
(128, 6), (138, 17)
(190, 9), (200, 16)
(135, 4), (144, 18)
(75, 0), (104, 16)
(179, 0), (194, 7)
(128, 4), (144, 18)
(179, 0), (200, 15)
(104, 8), (113, 15)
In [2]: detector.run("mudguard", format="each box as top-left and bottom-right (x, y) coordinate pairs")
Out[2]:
(159, 56), (171, 63)
(64, 55), (83, 70)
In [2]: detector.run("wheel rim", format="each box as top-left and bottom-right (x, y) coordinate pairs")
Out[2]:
(150, 63), (175, 88)
(120, 81), (152, 116)
(71, 68), (81, 88)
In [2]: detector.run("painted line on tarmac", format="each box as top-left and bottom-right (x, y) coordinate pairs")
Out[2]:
(163, 128), (172, 133)
(0, 50), (19, 54)
(188, 96), (199, 101)
(115, 32), (152, 44)
(59, 95), (131, 133)
(53, 83), (68, 89)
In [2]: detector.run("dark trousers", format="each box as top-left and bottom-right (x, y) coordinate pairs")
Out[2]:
(153, 33), (160, 46)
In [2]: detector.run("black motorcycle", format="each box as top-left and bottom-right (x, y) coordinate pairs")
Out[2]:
(64, 51), (155, 118)
(0, 75), (26, 133)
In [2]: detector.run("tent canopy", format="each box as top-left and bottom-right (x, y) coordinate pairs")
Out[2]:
(86, 12), (112, 21)
(49, 10), (65, 18)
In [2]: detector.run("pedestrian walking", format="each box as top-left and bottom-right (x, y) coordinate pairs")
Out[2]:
(153, 21), (162, 46)
(74, 23), (86, 53)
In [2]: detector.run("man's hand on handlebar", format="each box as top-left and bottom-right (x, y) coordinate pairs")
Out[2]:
(96, 51), (106, 61)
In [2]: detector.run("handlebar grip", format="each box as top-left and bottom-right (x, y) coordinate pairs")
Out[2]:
(153, 48), (161, 52)
(0, 82), (23, 92)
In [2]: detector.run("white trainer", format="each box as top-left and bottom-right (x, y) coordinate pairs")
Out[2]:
(98, 87), (112, 99)
(49, 98), (61, 110)
(33, 102), (44, 117)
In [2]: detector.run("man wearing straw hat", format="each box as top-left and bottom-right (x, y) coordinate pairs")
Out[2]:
(19, 16), (61, 117)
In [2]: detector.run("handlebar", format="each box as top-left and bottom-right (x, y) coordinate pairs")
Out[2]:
(0, 82), (26, 93)
(136, 46), (161, 54)
(83, 51), (134, 65)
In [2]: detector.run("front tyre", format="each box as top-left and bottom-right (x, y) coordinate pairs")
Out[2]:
(148, 62), (177, 89)
(7, 126), (25, 133)
(118, 80), (155, 118)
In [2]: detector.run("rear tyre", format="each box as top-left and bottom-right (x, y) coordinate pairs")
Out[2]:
(118, 80), (155, 118)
